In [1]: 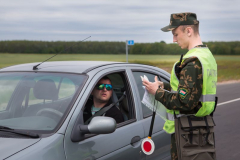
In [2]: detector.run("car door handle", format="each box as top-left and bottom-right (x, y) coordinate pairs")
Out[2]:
(131, 136), (141, 145)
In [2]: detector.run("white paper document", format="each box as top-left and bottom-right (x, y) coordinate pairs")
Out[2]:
(141, 75), (167, 121)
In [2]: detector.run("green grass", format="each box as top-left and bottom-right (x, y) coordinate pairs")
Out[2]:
(0, 53), (239, 82)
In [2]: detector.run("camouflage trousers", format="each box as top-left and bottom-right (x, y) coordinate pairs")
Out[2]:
(171, 134), (178, 160)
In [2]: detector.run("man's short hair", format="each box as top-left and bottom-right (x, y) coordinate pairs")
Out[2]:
(99, 76), (111, 83)
(180, 23), (199, 35)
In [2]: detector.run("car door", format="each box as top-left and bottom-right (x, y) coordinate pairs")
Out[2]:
(64, 67), (146, 160)
(129, 67), (171, 160)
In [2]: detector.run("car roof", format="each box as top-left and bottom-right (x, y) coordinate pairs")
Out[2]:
(0, 61), (124, 73)
(0, 61), (168, 74)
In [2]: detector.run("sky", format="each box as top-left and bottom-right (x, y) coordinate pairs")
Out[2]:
(0, 0), (239, 43)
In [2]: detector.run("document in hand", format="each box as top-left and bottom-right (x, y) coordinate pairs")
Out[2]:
(141, 75), (167, 121)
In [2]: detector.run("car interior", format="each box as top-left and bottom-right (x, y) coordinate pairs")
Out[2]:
(0, 73), (84, 132)
(21, 78), (69, 121)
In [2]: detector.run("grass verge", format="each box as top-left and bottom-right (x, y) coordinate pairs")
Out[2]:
(0, 53), (239, 82)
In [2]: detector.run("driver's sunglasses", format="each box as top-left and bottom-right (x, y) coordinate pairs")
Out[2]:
(96, 84), (113, 91)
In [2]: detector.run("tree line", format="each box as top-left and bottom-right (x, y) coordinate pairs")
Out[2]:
(0, 40), (239, 55)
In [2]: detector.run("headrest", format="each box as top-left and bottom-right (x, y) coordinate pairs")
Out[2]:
(111, 90), (119, 107)
(121, 97), (129, 112)
(33, 79), (58, 100)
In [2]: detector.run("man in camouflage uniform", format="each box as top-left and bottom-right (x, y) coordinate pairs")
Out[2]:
(143, 12), (215, 160)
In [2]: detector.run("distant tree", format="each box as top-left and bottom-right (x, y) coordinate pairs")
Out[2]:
(0, 40), (239, 55)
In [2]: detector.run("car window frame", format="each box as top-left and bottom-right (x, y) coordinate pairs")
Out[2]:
(78, 69), (137, 140)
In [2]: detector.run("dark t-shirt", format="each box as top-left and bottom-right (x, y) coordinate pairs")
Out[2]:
(83, 99), (124, 124)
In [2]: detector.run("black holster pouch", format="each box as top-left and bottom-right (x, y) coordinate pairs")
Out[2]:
(175, 115), (216, 160)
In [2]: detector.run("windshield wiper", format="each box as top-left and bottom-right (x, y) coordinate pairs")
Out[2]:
(0, 126), (39, 138)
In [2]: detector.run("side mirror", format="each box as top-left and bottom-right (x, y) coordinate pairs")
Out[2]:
(81, 116), (116, 134)
(71, 116), (116, 142)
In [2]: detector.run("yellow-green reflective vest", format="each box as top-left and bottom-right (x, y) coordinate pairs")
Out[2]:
(163, 47), (217, 134)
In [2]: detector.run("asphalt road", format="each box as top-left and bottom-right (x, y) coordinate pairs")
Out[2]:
(215, 82), (240, 160)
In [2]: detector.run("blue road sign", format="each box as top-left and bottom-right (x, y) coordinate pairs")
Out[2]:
(127, 40), (134, 45)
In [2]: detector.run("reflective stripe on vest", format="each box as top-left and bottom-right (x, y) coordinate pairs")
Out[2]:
(170, 91), (216, 102)
(163, 47), (217, 134)
(199, 94), (216, 102)
(167, 112), (189, 121)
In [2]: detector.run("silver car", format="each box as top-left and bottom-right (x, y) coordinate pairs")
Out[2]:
(0, 61), (171, 160)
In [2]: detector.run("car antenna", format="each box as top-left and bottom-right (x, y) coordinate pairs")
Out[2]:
(33, 36), (91, 70)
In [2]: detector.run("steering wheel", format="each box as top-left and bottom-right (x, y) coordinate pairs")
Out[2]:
(36, 108), (63, 122)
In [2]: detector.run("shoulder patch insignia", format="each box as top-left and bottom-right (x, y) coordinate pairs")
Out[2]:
(178, 88), (189, 99)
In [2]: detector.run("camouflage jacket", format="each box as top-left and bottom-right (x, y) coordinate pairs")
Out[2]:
(155, 56), (203, 114)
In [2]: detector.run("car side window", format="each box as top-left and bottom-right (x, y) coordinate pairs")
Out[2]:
(132, 71), (160, 118)
(83, 72), (134, 126)
(160, 76), (169, 83)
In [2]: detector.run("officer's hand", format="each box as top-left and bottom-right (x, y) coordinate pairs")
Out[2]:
(155, 76), (164, 89)
(142, 76), (160, 95)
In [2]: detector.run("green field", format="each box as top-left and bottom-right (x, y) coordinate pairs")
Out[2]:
(0, 53), (239, 82)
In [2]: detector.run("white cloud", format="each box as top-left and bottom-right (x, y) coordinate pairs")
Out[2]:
(0, 0), (239, 43)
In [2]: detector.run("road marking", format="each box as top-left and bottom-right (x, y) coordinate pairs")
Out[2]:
(217, 98), (240, 106)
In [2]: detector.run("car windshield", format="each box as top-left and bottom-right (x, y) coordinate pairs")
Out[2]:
(0, 72), (87, 134)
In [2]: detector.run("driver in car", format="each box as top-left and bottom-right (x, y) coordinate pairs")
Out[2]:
(83, 76), (124, 124)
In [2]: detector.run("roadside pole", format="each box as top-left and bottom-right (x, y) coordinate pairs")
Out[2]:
(126, 40), (134, 63)
(126, 40), (128, 62)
